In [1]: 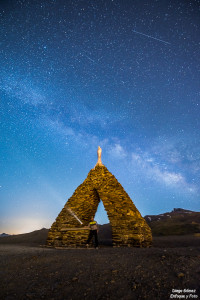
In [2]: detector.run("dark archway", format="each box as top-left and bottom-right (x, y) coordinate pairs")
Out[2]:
(95, 200), (112, 246)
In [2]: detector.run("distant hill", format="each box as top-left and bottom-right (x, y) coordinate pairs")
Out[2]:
(145, 208), (200, 236)
(0, 233), (10, 237)
(0, 228), (49, 246)
(98, 223), (112, 245)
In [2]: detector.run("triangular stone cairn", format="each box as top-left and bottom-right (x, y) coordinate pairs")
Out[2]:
(47, 165), (152, 247)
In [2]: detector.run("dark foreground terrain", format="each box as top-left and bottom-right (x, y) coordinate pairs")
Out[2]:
(0, 229), (200, 300)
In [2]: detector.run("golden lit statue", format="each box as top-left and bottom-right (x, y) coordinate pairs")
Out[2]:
(95, 146), (103, 167)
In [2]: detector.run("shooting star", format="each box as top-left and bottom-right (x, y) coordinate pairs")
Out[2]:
(84, 54), (95, 63)
(82, 51), (96, 63)
(132, 30), (170, 45)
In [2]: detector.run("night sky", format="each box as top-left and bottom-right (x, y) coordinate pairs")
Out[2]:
(1, 0), (200, 234)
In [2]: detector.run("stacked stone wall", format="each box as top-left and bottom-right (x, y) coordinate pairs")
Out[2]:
(46, 165), (152, 247)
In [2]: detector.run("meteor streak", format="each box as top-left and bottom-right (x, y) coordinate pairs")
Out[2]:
(132, 30), (170, 45)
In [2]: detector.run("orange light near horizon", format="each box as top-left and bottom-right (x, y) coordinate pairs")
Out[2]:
(1, 218), (51, 235)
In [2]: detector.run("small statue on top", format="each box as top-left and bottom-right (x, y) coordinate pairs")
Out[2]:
(95, 146), (103, 167)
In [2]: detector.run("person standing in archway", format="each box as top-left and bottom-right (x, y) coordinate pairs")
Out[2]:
(86, 217), (99, 249)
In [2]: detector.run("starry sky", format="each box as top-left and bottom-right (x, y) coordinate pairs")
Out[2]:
(0, 0), (200, 234)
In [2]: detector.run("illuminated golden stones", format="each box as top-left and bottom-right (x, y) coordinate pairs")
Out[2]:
(46, 165), (152, 247)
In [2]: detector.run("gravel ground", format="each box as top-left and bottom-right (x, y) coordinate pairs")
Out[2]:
(0, 239), (200, 300)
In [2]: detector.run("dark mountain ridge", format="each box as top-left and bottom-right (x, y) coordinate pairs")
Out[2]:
(0, 233), (10, 237)
(144, 208), (200, 236)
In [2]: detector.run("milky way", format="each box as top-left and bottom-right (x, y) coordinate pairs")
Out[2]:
(0, 0), (200, 233)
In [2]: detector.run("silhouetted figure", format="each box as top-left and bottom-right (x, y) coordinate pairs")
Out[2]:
(86, 217), (99, 249)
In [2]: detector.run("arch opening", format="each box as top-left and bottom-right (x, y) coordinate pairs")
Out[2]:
(94, 199), (112, 246)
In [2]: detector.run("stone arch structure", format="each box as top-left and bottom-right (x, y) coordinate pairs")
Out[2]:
(46, 165), (152, 247)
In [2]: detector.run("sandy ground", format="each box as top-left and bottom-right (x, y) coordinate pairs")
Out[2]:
(0, 236), (200, 300)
